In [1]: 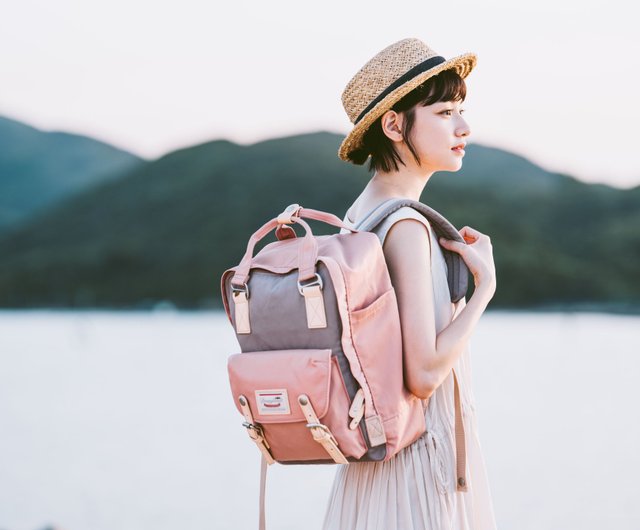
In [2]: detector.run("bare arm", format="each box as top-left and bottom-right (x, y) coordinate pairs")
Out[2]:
(431, 285), (494, 389)
(383, 219), (496, 398)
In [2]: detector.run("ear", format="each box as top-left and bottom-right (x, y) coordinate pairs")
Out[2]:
(380, 110), (404, 142)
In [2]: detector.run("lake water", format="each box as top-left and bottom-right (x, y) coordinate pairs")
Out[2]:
(0, 310), (638, 530)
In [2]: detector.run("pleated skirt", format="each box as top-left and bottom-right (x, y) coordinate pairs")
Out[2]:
(321, 402), (498, 530)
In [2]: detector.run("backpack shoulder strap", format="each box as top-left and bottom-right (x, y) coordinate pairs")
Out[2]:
(354, 198), (469, 303)
(370, 206), (432, 248)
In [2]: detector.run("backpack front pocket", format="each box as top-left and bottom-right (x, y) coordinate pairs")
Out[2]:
(228, 348), (367, 462)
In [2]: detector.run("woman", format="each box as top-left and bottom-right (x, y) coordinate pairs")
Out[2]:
(323, 38), (498, 529)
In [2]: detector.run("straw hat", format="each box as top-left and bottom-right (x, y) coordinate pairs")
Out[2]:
(338, 38), (477, 163)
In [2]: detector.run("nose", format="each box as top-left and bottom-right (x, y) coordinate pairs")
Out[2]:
(456, 115), (471, 138)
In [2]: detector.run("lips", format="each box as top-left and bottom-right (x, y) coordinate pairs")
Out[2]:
(451, 143), (466, 150)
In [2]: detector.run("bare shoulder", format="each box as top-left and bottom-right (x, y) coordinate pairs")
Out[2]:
(382, 215), (432, 272)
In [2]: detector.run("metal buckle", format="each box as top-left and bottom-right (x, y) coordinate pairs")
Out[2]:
(231, 282), (250, 300)
(242, 420), (264, 437)
(242, 420), (260, 432)
(297, 273), (323, 295)
(305, 422), (329, 431)
(242, 421), (271, 448)
(306, 422), (338, 444)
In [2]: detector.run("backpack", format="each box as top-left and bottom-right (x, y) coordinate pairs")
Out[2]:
(220, 199), (470, 529)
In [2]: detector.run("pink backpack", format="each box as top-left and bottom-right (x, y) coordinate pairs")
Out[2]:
(221, 201), (469, 528)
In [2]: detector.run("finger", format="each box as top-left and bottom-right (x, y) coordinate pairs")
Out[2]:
(439, 237), (466, 253)
(460, 226), (482, 239)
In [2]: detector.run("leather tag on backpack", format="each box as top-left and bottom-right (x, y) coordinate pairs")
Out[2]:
(365, 415), (387, 447)
(233, 291), (251, 334)
(255, 389), (291, 415)
(302, 284), (327, 329)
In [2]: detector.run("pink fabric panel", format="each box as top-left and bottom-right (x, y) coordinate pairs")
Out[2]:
(380, 393), (427, 459)
(348, 287), (426, 458)
(227, 349), (332, 424)
(266, 423), (336, 462)
(227, 348), (369, 462)
(348, 287), (403, 421)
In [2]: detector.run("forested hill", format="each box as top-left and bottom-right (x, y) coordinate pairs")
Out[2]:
(0, 115), (144, 230)
(0, 129), (638, 311)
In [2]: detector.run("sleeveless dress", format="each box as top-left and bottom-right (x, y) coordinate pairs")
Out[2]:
(322, 206), (498, 530)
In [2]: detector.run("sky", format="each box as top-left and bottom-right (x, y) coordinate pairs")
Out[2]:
(2, 0), (639, 188)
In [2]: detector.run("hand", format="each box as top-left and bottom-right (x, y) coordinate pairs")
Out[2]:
(439, 226), (496, 294)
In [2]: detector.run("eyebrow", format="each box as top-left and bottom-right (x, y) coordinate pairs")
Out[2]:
(440, 102), (465, 109)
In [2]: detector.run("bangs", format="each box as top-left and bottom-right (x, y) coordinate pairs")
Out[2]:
(393, 68), (467, 111)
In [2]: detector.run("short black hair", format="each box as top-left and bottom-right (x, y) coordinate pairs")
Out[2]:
(348, 69), (468, 173)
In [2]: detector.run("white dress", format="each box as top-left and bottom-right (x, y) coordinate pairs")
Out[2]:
(322, 206), (498, 530)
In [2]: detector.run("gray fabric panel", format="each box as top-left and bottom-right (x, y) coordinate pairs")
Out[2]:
(224, 260), (384, 456)
(225, 262), (339, 352)
(359, 442), (387, 461)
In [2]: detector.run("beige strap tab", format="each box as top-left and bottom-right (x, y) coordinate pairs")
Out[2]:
(348, 388), (365, 430)
(452, 369), (468, 492)
(297, 394), (349, 464)
(277, 203), (302, 224)
(238, 395), (275, 465)
(301, 284), (327, 329)
(233, 291), (251, 334)
(365, 414), (387, 447)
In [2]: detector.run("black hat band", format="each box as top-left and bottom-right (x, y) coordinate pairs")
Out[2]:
(354, 55), (446, 125)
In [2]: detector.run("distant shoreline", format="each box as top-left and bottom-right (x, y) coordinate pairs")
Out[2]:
(1, 302), (639, 316)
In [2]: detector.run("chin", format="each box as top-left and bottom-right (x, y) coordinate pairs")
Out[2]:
(439, 161), (464, 172)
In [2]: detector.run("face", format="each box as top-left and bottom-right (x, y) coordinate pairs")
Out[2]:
(385, 99), (471, 172)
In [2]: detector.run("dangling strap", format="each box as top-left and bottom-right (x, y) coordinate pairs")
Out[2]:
(453, 368), (468, 492)
(259, 454), (268, 530)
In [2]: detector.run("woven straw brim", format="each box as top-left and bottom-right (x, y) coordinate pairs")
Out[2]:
(338, 52), (477, 163)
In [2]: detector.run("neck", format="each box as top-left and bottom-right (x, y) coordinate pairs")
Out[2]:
(365, 165), (434, 203)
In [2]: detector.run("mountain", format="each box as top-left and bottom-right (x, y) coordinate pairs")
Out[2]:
(0, 130), (638, 311)
(0, 115), (144, 231)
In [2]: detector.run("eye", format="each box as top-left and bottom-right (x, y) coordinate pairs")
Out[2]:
(441, 108), (465, 116)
